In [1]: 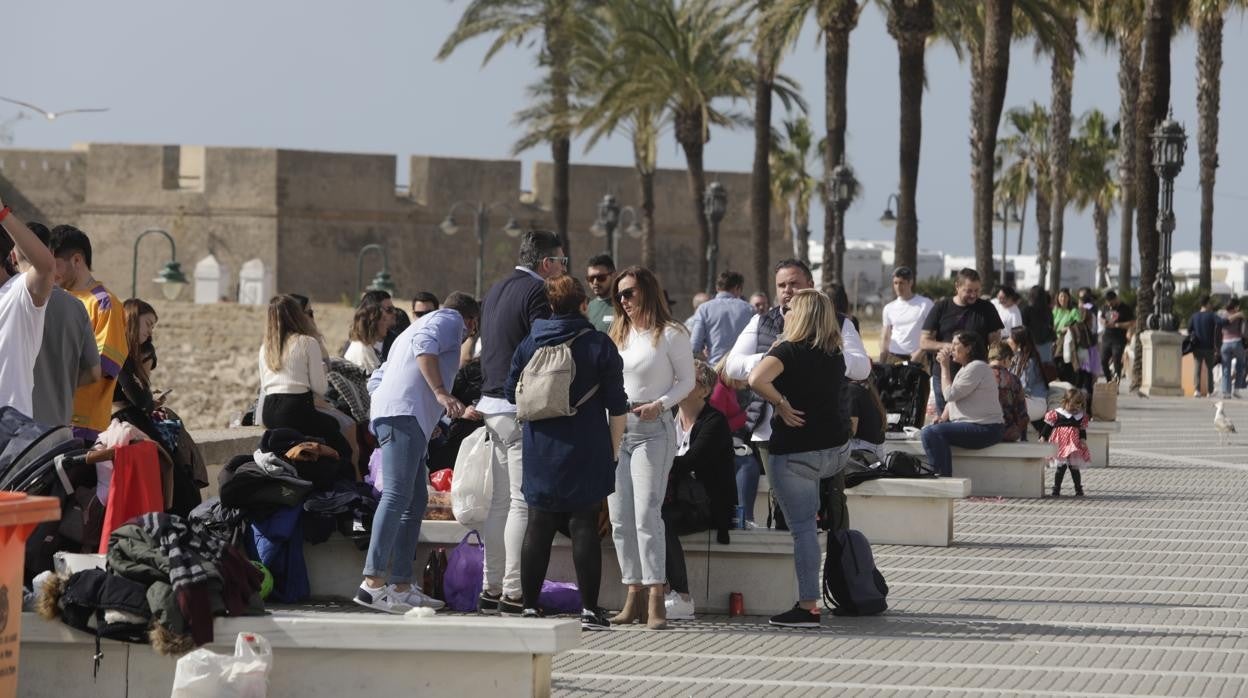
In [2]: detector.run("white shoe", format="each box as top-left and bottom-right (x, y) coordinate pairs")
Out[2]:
(1234, 390), (1243, 399)
(743, 520), (758, 530)
(393, 585), (446, 610)
(353, 583), (414, 615)
(664, 591), (696, 620)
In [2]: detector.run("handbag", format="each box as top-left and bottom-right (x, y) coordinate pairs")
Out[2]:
(442, 530), (485, 612)
(662, 476), (712, 536)
(1181, 334), (1195, 356)
(1091, 380), (1119, 422)
(450, 428), (492, 526)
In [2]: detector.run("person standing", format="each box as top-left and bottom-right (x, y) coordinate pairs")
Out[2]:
(48, 225), (127, 441)
(505, 276), (627, 629)
(1187, 295), (1220, 397)
(684, 292), (711, 331)
(607, 266), (695, 630)
(920, 268), (1004, 415)
(0, 200), (54, 419)
(689, 270), (755, 365)
(356, 292), (480, 613)
(879, 266), (934, 366)
(1022, 286), (1056, 364)
(747, 289), (851, 628)
(1216, 298), (1246, 399)
(13, 222), (99, 426)
(477, 230), (567, 615)
(992, 287), (1024, 331)
(1098, 290), (1134, 382)
(585, 254), (616, 333)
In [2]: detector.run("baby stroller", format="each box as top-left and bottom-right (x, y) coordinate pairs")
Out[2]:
(871, 362), (930, 431)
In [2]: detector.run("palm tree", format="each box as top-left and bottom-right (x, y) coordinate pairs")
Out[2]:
(1044, 8), (1078, 297)
(885, 0), (935, 274)
(608, 0), (764, 287)
(437, 0), (585, 256)
(997, 102), (1052, 262)
(1069, 109), (1119, 289)
(770, 117), (821, 266)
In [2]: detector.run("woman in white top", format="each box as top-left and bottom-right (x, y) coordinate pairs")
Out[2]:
(919, 330), (1005, 476)
(343, 300), (391, 373)
(258, 294), (353, 470)
(606, 266), (695, 630)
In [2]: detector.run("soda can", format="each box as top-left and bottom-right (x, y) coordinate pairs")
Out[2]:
(734, 505), (746, 529)
(729, 592), (745, 617)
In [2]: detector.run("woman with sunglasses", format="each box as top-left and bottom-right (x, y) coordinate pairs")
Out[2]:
(344, 300), (392, 373)
(607, 266), (695, 630)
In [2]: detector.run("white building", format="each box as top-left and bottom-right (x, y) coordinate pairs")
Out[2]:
(1007, 254), (1097, 291)
(1171, 250), (1248, 295)
(810, 238), (946, 316)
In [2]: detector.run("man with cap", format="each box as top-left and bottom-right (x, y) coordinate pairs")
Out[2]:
(879, 266), (934, 366)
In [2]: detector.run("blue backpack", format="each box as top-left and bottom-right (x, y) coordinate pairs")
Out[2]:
(822, 529), (889, 616)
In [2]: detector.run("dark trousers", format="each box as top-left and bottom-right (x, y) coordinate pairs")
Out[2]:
(1192, 348), (1217, 395)
(1100, 337), (1128, 381)
(262, 392), (354, 474)
(663, 526), (690, 595)
(521, 504), (602, 612)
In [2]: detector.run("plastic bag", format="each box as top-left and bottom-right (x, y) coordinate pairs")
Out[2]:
(450, 428), (492, 526)
(442, 530), (485, 612)
(171, 632), (273, 698)
(429, 468), (454, 493)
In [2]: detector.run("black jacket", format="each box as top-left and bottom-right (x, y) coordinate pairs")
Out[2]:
(479, 269), (550, 400)
(668, 405), (738, 541)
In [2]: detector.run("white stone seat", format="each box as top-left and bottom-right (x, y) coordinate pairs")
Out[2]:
(845, 477), (971, 547)
(1085, 420), (1120, 468)
(885, 439), (1056, 498)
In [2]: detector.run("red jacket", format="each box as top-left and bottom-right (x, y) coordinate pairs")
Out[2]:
(708, 381), (747, 433)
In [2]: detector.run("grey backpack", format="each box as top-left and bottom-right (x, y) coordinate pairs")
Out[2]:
(515, 329), (598, 421)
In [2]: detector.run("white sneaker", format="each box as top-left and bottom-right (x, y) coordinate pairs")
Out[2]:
(393, 585), (446, 610)
(353, 583), (414, 615)
(664, 591), (696, 620)
(743, 520), (758, 530)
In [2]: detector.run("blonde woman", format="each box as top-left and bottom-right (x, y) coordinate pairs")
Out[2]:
(607, 266), (695, 630)
(258, 294), (352, 466)
(748, 289), (851, 628)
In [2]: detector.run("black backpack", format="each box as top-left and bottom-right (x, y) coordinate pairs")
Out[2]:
(822, 528), (889, 616)
(883, 451), (937, 478)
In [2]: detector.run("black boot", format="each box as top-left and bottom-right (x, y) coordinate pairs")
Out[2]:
(1070, 467), (1084, 497)
(1052, 465), (1067, 497)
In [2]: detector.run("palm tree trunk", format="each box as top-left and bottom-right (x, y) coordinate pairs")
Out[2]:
(552, 137), (571, 258)
(969, 49), (985, 277)
(822, 2), (858, 291)
(1132, 0), (1174, 390)
(1047, 15), (1077, 298)
(1117, 31), (1141, 295)
(1016, 192), (1028, 255)
(548, 18), (573, 260)
(889, 0), (933, 275)
(677, 110), (710, 288)
(638, 169), (656, 269)
(1036, 187), (1053, 287)
(974, 0), (1015, 284)
(1196, 10), (1222, 293)
(1094, 201), (1110, 288)
(751, 43), (776, 294)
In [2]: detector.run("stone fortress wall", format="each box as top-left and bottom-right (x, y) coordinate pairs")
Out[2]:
(0, 143), (790, 311)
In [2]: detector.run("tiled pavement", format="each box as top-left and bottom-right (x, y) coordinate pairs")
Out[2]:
(553, 395), (1248, 696)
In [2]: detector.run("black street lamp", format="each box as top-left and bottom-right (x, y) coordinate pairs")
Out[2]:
(703, 181), (727, 294)
(878, 192), (900, 228)
(591, 194), (641, 263)
(827, 160), (857, 286)
(357, 243), (396, 296)
(1148, 113), (1187, 332)
(130, 228), (188, 301)
(441, 201), (522, 299)
(994, 199), (1021, 288)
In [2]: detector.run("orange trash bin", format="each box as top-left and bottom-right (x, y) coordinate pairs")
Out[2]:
(0, 492), (60, 698)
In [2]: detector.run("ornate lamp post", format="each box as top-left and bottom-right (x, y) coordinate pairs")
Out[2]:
(357, 243), (396, 296)
(994, 199), (1021, 288)
(878, 192), (900, 228)
(827, 160), (857, 286)
(131, 228), (188, 301)
(591, 194), (641, 263)
(1148, 114), (1187, 332)
(441, 201), (522, 299)
(703, 181), (727, 294)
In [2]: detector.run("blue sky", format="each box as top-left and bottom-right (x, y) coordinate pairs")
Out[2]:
(7, 1), (1246, 261)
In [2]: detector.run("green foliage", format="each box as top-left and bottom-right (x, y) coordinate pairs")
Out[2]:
(915, 276), (957, 301)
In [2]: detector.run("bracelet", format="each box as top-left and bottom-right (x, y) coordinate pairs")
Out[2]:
(0, 206), (10, 223)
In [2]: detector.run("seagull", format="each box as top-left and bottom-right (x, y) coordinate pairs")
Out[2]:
(1215, 401), (1237, 446)
(0, 96), (109, 121)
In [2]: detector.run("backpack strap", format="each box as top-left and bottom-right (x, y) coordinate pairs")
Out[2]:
(566, 328), (597, 408)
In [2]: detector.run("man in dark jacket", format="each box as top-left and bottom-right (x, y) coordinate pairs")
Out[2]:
(1188, 295), (1220, 397)
(476, 230), (567, 614)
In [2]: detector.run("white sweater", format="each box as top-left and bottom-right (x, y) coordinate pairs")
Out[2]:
(617, 323), (695, 410)
(259, 334), (328, 396)
(343, 340), (380, 373)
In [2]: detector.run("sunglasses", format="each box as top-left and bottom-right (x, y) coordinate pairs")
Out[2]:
(413, 310), (431, 318)
(545, 256), (569, 266)
(617, 288), (637, 302)
(382, 306), (395, 314)
(587, 273), (610, 283)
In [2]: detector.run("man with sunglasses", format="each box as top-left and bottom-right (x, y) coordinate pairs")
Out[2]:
(477, 230), (567, 615)
(585, 254), (616, 333)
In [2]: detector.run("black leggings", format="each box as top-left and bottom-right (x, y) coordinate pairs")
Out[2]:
(664, 525), (690, 594)
(262, 392), (354, 469)
(521, 504), (602, 612)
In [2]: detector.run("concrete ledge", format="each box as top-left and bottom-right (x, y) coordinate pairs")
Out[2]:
(20, 611), (577, 698)
(1085, 421), (1120, 468)
(886, 440), (1055, 498)
(190, 427), (265, 498)
(845, 478), (971, 547)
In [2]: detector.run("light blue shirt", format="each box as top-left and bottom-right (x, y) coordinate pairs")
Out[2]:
(368, 308), (466, 438)
(690, 291), (755, 365)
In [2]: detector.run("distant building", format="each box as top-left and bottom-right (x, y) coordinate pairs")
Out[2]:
(1171, 251), (1248, 296)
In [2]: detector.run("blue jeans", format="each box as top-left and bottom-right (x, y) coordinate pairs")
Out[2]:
(1221, 341), (1247, 395)
(920, 421), (1005, 477)
(608, 411), (676, 586)
(768, 444), (850, 603)
(363, 416), (429, 584)
(734, 450), (761, 523)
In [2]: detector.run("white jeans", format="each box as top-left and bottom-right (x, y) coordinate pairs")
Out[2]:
(481, 413), (525, 597)
(608, 411), (676, 586)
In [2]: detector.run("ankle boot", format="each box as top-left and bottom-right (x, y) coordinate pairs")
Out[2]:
(1070, 467), (1084, 496)
(611, 586), (647, 625)
(1052, 465), (1067, 497)
(646, 585), (667, 630)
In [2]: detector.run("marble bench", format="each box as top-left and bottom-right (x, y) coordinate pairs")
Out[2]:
(885, 439), (1056, 498)
(1085, 421), (1120, 468)
(20, 610), (577, 698)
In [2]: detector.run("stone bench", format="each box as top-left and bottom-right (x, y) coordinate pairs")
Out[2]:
(20, 610), (577, 698)
(753, 475), (970, 547)
(1085, 421), (1120, 468)
(884, 439), (1056, 498)
(190, 426), (265, 498)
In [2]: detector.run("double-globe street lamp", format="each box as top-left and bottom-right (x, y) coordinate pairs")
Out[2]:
(357, 243), (396, 296)
(826, 160), (857, 287)
(703, 181), (727, 294)
(591, 194), (642, 263)
(441, 201), (522, 299)
(131, 228), (188, 301)
(1148, 113), (1187, 332)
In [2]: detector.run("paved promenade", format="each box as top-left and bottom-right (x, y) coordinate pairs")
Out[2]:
(553, 395), (1248, 696)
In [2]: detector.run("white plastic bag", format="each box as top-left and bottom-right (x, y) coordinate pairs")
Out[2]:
(451, 428), (492, 526)
(171, 632), (273, 698)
